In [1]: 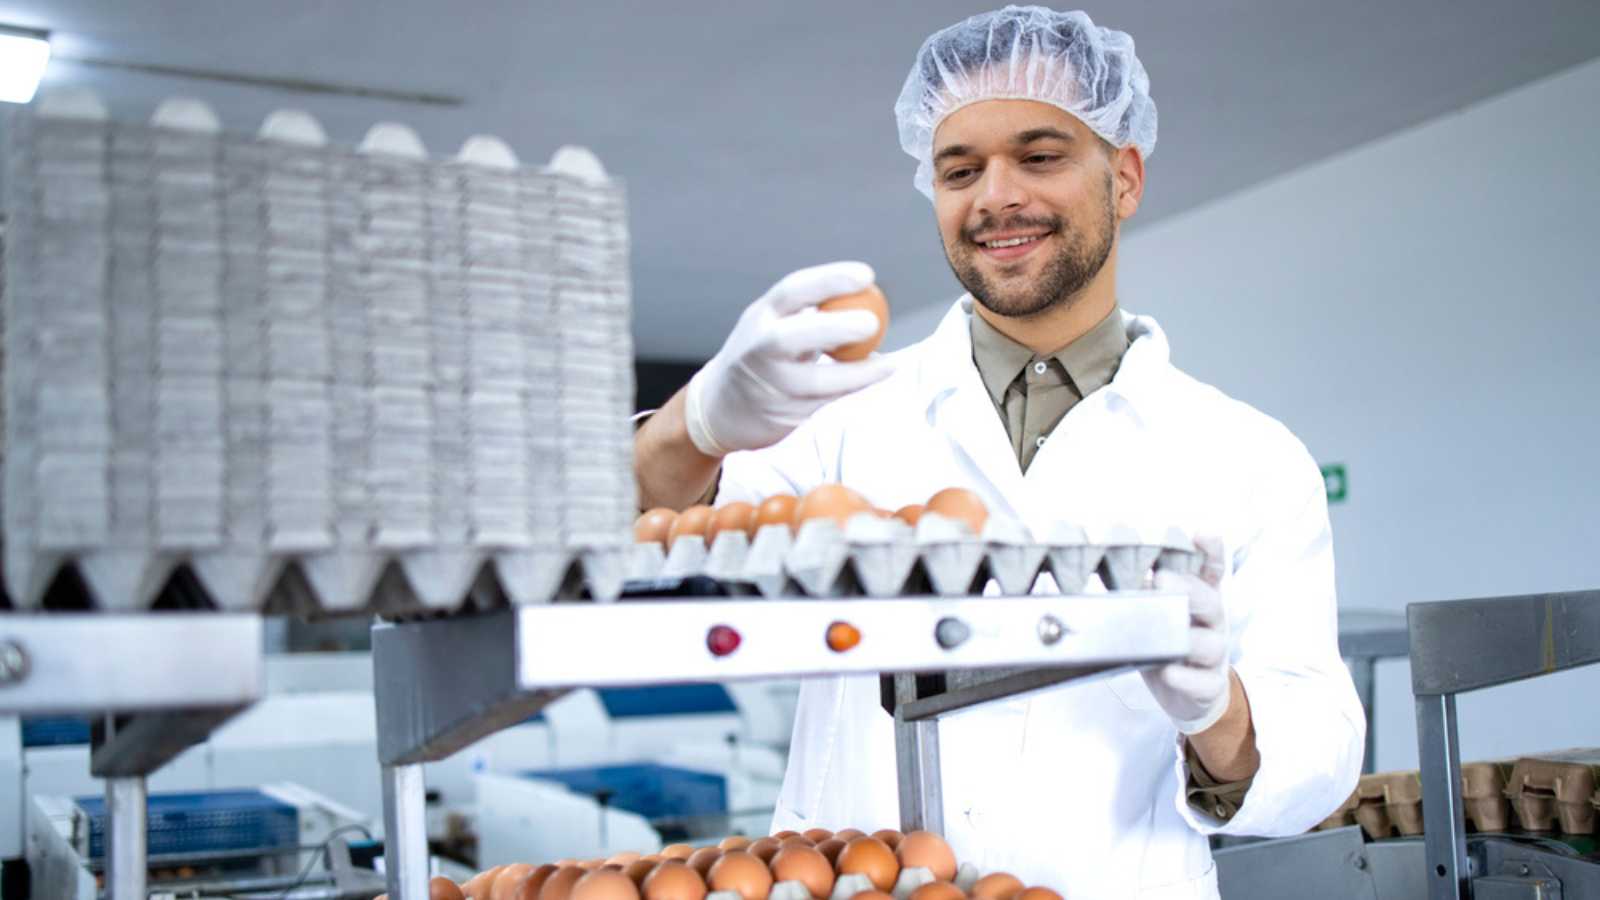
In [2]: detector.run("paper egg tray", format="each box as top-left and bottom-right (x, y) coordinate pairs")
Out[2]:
(0, 91), (636, 614)
(626, 513), (1203, 598)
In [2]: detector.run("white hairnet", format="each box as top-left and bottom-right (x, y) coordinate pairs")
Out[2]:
(895, 5), (1157, 199)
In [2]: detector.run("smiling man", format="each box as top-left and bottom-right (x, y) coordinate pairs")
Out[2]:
(633, 7), (1363, 898)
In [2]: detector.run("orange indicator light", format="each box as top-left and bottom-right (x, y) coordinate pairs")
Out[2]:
(825, 621), (861, 652)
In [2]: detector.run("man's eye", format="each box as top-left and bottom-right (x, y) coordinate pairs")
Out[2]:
(1025, 154), (1060, 165)
(943, 167), (976, 183)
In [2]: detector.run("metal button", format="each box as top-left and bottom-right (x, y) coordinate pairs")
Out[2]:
(1034, 436), (1046, 448)
(1033, 361), (1048, 374)
(935, 617), (972, 649)
(1037, 615), (1065, 645)
(0, 639), (28, 686)
(1214, 804), (1228, 818)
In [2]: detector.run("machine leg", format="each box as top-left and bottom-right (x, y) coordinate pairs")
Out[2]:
(105, 777), (146, 900)
(893, 675), (944, 834)
(1350, 658), (1378, 773)
(1415, 693), (1469, 900)
(383, 763), (430, 899)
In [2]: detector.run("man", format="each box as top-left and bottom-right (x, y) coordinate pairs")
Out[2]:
(635, 8), (1363, 898)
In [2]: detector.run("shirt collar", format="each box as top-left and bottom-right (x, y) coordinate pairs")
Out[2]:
(966, 302), (1130, 405)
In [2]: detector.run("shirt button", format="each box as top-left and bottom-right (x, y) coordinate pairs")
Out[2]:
(1032, 362), (1048, 375)
(1035, 436), (1047, 448)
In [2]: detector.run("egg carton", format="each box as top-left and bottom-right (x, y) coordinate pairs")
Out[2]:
(0, 90), (635, 614)
(627, 512), (1203, 598)
(743, 861), (999, 900)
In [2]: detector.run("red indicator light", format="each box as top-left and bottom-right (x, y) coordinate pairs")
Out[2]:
(707, 624), (741, 657)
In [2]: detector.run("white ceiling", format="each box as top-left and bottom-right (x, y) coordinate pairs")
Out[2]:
(5, 1), (1599, 359)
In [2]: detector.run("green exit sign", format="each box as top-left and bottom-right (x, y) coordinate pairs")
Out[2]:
(1321, 464), (1348, 504)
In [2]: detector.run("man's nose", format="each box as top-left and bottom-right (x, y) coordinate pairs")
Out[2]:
(975, 161), (1028, 218)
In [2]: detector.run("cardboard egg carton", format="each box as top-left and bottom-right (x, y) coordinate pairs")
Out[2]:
(627, 512), (1203, 598)
(0, 89), (634, 615)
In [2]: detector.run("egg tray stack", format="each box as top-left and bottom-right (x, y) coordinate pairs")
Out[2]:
(0, 90), (635, 616)
(625, 513), (1202, 599)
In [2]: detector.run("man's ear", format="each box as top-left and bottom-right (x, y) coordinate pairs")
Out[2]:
(1113, 145), (1145, 221)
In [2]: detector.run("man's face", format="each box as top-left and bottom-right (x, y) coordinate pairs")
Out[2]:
(931, 100), (1122, 319)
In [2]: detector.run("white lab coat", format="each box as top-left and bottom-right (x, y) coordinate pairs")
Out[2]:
(717, 298), (1365, 900)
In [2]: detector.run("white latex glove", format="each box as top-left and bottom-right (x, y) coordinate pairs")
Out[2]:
(684, 261), (894, 456)
(1142, 536), (1231, 734)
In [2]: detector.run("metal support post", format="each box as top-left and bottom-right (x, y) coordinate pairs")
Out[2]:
(105, 777), (146, 900)
(893, 674), (944, 834)
(1348, 658), (1378, 773)
(383, 763), (430, 900)
(1415, 693), (1468, 900)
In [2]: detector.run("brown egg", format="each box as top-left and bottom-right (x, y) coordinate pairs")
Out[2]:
(970, 873), (1024, 900)
(755, 496), (800, 534)
(894, 832), (956, 882)
(849, 892), (894, 900)
(641, 861), (708, 900)
(540, 866), (589, 900)
(801, 828), (833, 843)
(623, 859), (661, 886)
(748, 837), (783, 863)
(686, 847), (723, 877)
(660, 845), (696, 861)
(837, 838), (898, 892)
(890, 505), (924, 527)
(812, 838), (846, 866)
(556, 861), (580, 868)
(794, 485), (871, 530)
(464, 867), (504, 900)
(668, 505), (715, 546)
(832, 829), (866, 842)
(719, 835), (753, 851)
(771, 830), (801, 841)
(579, 861), (607, 871)
(770, 845), (834, 899)
(706, 503), (758, 544)
(707, 851), (773, 900)
(607, 852), (643, 867)
(868, 831), (902, 850)
(924, 488), (988, 536)
(634, 508), (677, 547)
(819, 285), (889, 362)
(1015, 889), (1063, 900)
(908, 883), (964, 900)
(778, 836), (815, 849)
(433, 877), (468, 900)
(572, 869), (642, 900)
(494, 864), (537, 900)
(511, 866), (560, 900)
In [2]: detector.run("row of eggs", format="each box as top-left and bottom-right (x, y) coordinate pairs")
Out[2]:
(390, 828), (1062, 900)
(635, 486), (991, 550)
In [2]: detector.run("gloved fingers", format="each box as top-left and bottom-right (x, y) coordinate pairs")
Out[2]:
(760, 261), (877, 316)
(1194, 534), (1226, 589)
(762, 309), (882, 358)
(1156, 568), (1224, 629)
(768, 356), (895, 400)
(1159, 662), (1229, 706)
(1185, 626), (1228, 670)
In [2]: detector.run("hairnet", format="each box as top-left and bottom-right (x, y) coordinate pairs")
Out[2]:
(895, 6), (1157, 199)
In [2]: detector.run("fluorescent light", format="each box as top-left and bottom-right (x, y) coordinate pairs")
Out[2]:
(0, 26), (50, 104)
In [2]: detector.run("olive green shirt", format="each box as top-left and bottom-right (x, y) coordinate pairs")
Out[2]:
(967, 304), (1253, 820)
(967, 306), (1129, 472)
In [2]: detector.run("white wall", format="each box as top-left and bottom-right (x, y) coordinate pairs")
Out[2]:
(888, 58), (1600, 771)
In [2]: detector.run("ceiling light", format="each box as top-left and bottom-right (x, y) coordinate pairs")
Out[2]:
(0, 25), (51, 104)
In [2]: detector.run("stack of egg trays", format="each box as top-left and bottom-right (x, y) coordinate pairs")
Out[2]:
(0, 89), (635, 614)
(627, 513), (1202, 598)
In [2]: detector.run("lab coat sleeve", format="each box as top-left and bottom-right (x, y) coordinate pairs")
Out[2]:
(1175, 431), (1365, 836)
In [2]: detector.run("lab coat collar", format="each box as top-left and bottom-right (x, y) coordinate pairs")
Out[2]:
(915, 296), (1177, 427)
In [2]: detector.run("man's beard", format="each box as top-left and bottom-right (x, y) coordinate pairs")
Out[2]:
(944, 176), (1117, 319)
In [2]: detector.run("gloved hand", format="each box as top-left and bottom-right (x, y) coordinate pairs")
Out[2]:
(684, 261), (894, 456)
(1142, 536), (1231, 734)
